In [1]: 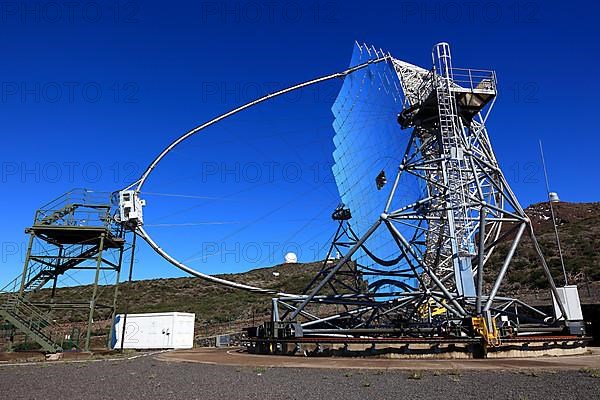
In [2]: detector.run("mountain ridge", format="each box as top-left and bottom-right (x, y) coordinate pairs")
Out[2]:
(15, 201), (600, 333)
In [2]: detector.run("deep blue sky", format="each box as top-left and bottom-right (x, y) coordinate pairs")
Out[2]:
(1, 0), (599, 286)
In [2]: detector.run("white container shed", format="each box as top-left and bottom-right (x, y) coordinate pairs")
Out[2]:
(112, 312), (195, 350)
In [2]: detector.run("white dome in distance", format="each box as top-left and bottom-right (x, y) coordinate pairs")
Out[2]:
(284, 252), (298, 263)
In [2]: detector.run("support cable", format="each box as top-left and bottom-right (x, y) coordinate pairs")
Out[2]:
(128, 57), (391, 193)
(539, 140), (568, 285)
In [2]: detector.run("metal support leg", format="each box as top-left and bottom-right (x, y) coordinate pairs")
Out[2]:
(484, 223), (525, 311)
(476, 207), (486, 315)
(386, 220), (467, 317)
(272, 299), (280, 322)
(289, 220), (382, 320)
(85, 234), (105, 351)
(18, 234), (35, 296)
(120, 232), (137, 353)
(50, 246), (63, 303)
(107, 245), (124, 349)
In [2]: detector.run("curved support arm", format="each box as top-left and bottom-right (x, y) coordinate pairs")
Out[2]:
(129, 56), (391, 192)
(120, 56), (390, 295)
(136, 226), (295, 296)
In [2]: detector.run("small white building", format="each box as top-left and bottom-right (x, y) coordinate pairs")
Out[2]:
(112, 312), (195, 350)
(552, 286), (583, 321)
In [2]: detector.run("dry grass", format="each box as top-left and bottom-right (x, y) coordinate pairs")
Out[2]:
(580, 367), (600, 378)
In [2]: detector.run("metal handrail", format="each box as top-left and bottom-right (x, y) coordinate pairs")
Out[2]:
(32, 188), (121, 236)
(1, 241), (102, 296)
(450, 67), (496, 91)
(1, 293), (52, 326)
(411, 67), (496, 98)
(1, 296), (57, 344)
(0, 274), (24, 294)
(36, 189), (101, 211)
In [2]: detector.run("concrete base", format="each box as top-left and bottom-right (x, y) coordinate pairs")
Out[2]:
(249, 337), (590, 359)
(283, 342), (477, 359)
(487, 346), (589, 359)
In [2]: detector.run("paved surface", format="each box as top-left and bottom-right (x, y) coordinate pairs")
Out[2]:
(158, 347), (600, 370)
(1, 351), (600, 400)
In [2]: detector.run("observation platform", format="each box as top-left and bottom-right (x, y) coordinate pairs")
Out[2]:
(27, 225), (125, 248)
(398, 67), (497, 128)
(0, 188), (127, 352)
(25, 188), (125, 248)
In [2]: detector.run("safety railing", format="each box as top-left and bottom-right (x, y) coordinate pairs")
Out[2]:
(0, 272), (25, 295)
(0, 241), (100, 296)
(412, 67), (497, 105)
(37, 188), (110, 211)
(450, 68), (496, 93)
(32, 188), (121, 236)
(0, 294), (52, 327)
(0, 291), (63, 350)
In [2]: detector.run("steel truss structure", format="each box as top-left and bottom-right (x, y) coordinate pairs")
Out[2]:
(120, 42), (584, 353)
(0, 189), (130, 352)
(2, 42), (587, 355)
(257, 43), (584, 350)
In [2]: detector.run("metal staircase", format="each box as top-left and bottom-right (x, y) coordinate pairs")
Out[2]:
(23, 243), (102, 292)
(0, 189), (126, 352)
(0, 277), (63, 352)
(0, 242), (102, 353)
(38, 204), (79, 226)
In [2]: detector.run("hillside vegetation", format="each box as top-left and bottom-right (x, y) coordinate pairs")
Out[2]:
(491, 202), (600, 290)
(27, 261), (326, 326)
(22, 202), (600, 330)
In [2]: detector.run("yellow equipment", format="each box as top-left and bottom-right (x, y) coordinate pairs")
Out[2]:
(472, 316), (501, 346)
(417, 299), (447, 318)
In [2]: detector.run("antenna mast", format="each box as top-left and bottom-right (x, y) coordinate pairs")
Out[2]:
(539, 140), (568, 285)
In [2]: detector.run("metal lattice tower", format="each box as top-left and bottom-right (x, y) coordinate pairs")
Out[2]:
(255, 42), (582, 350)
(0, 189), (128, 352)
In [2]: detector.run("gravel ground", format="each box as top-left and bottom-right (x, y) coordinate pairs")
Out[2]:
(1, 355), (599, 400)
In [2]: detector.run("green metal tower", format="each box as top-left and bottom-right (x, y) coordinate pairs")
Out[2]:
(0, 189), (126, 352)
